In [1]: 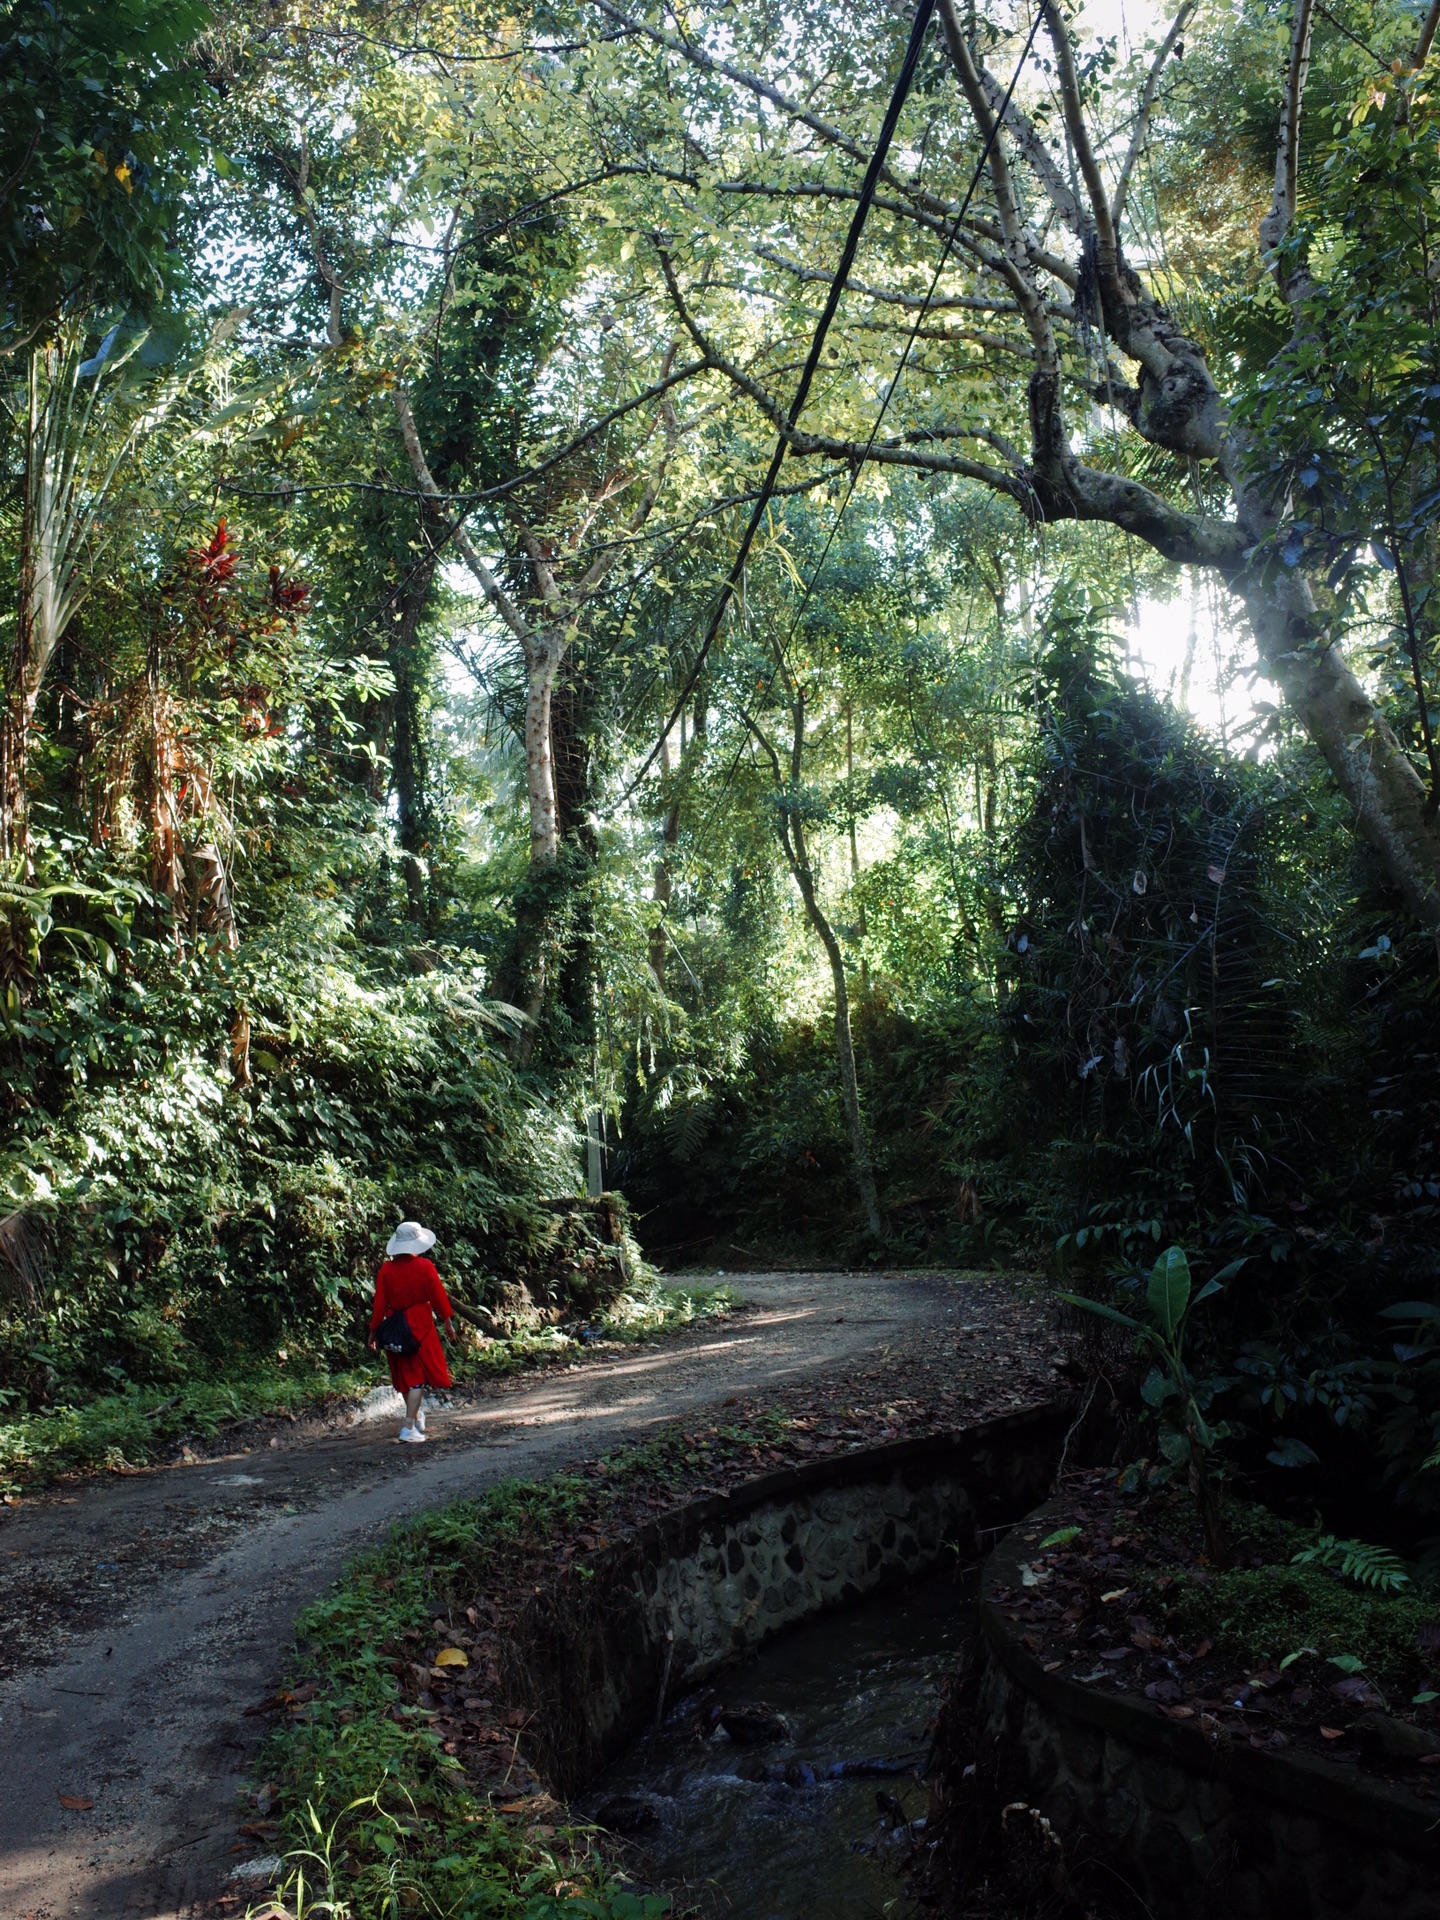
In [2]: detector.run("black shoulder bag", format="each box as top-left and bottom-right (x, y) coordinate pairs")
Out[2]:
(375, 1308), (420, 1357)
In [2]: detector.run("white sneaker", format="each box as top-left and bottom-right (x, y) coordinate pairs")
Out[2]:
(397, 1424), (426, 1444)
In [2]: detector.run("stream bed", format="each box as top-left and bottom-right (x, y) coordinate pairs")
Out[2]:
(586, 1567), (973, 1918)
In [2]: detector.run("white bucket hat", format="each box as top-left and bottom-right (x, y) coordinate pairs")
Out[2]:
(386, 1221), (436, 1257)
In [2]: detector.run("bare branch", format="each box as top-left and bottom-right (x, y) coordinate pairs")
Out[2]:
(1415, 0), (1440, 66)
(937, 2), (1060, 383)
(392, 385), (531, 643)
(965, 40), (1086, 236)
(1039, 0), (1119, 264)
(754, 242), (1028, 316)
(0, 126), (41, 215)
(271, 129), (345, 347)
(717, 178), (1080, 289)
(1259, 0), (1317, 297)
(656, 249), (791, 437)
(586, 0), (953, 220)
(1113, 1), (1197, 230)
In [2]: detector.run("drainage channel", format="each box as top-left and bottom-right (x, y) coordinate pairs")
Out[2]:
(586, 1567), (970, 1918)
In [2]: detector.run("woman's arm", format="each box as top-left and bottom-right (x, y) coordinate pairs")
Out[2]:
(430, 1264), (455, 1339)
(368, 1266), (387, 1347)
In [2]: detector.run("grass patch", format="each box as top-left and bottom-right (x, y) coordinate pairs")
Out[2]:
(466, 1281), (737, 1374)
(0, 1285), (736, 1494)
(1146, 1554), (1438, 1699)
(253, 1412), (788, 1919)
(256, 1488), (664, 1920)
(0, 1359), (374, 1491)
(1132, 1500), (1439, 1702)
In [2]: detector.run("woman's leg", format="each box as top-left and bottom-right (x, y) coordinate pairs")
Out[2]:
(402, 1386), (423, 1434)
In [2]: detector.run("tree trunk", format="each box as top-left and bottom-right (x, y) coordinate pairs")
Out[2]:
(512, 638), (570, 1049)
(0, 683), (34, 863)
(786, 818), (883, 1242)
(524, 643), (562, 868)
(387, 545), (439, 926)
(1235, 556), (1440, 929)
(845, 703), (869, 999)
(1179, 569), (1201, 715)
(3, 378), (44, 861)
(552, 657), (601, 1054)
(650, 730), (679, 990)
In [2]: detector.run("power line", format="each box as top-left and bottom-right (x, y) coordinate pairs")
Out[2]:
(769, 5), (1045, 675)
(669, 7), (1045, 850)
(613, 0), (942, 807)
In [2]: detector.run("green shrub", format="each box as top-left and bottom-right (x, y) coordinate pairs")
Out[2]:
(1147, 1558), (1437, 1695)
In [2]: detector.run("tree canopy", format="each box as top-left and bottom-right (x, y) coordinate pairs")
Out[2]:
(1, 0), (1439, 1574)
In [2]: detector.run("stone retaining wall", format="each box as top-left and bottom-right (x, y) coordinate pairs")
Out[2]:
(978, 1503), (1440, 1920)
(508, 1409), (1068, 1794)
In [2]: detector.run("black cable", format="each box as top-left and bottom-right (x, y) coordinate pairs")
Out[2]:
(614, 0), (941, 805)
(669, 8), (1045, 850)
(768, 6), (1045, 673)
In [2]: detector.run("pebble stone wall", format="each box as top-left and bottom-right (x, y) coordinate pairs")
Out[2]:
(638, 1468), (965, 1681)
(978, 1504), (1440, 1920)
(509, 1412), (1067, 1792)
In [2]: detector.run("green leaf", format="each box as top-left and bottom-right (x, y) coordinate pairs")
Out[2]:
(1159, 1428), (1192, 1466)
(1266, 1438), (1320, 1468)
(1056, 1291), (1142, 1334)
(1147, 1246), (1191, 1336)
(1328, 1654), (1365, 1674)
(1140, 1366), (1172, 1408)
(1295, 1537), (1410, 1590)
(1039, 1526), (1082, 1549)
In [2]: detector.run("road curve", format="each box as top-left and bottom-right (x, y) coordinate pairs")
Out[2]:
(0, 1270), (1038, 1920)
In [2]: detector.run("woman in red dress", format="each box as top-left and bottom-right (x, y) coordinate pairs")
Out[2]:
(368, 1221), (454, 1443)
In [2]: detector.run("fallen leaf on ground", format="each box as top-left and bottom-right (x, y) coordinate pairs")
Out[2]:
(1320, 1726), (1345, 1740)
(1329, 1677), (1378, 1707)
(58, 1793), (93, 1810)
(434, 1648), (468, 1669)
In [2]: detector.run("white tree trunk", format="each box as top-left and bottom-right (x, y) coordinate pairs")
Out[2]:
(524, 643), (563, 868)
(1239, 570), (1440, 927)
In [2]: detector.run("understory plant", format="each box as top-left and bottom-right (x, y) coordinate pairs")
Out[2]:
(1062, 1246), (1241, 1568)
(255, 1486), (667, 1920)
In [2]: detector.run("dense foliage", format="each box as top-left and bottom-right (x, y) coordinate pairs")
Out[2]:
(0, 0), (1438, 1574)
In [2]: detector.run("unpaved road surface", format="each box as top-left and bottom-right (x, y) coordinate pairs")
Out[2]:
(0, 1270), (1053, 1920)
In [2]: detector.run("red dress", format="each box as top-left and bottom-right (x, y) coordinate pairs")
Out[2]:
(370, 1255), (453, 1392)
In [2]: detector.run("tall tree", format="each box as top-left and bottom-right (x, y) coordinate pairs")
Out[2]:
(585, 0), (1440, 929)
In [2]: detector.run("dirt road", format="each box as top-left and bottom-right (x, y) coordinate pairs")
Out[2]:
(0, 1270), (1049, 1920)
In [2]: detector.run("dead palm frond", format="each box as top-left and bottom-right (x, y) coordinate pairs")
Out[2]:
(0, 1209), (48, 1310)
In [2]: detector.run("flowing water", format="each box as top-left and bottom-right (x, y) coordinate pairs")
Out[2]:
(587, 1568), (973, 1919)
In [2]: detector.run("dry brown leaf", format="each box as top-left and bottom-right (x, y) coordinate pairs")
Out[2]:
(1320, 1726), (1345, 1740)
(58, 1793), (93, 1810)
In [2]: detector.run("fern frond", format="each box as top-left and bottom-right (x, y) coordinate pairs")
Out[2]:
(1292, 1534), (1411, 1591)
